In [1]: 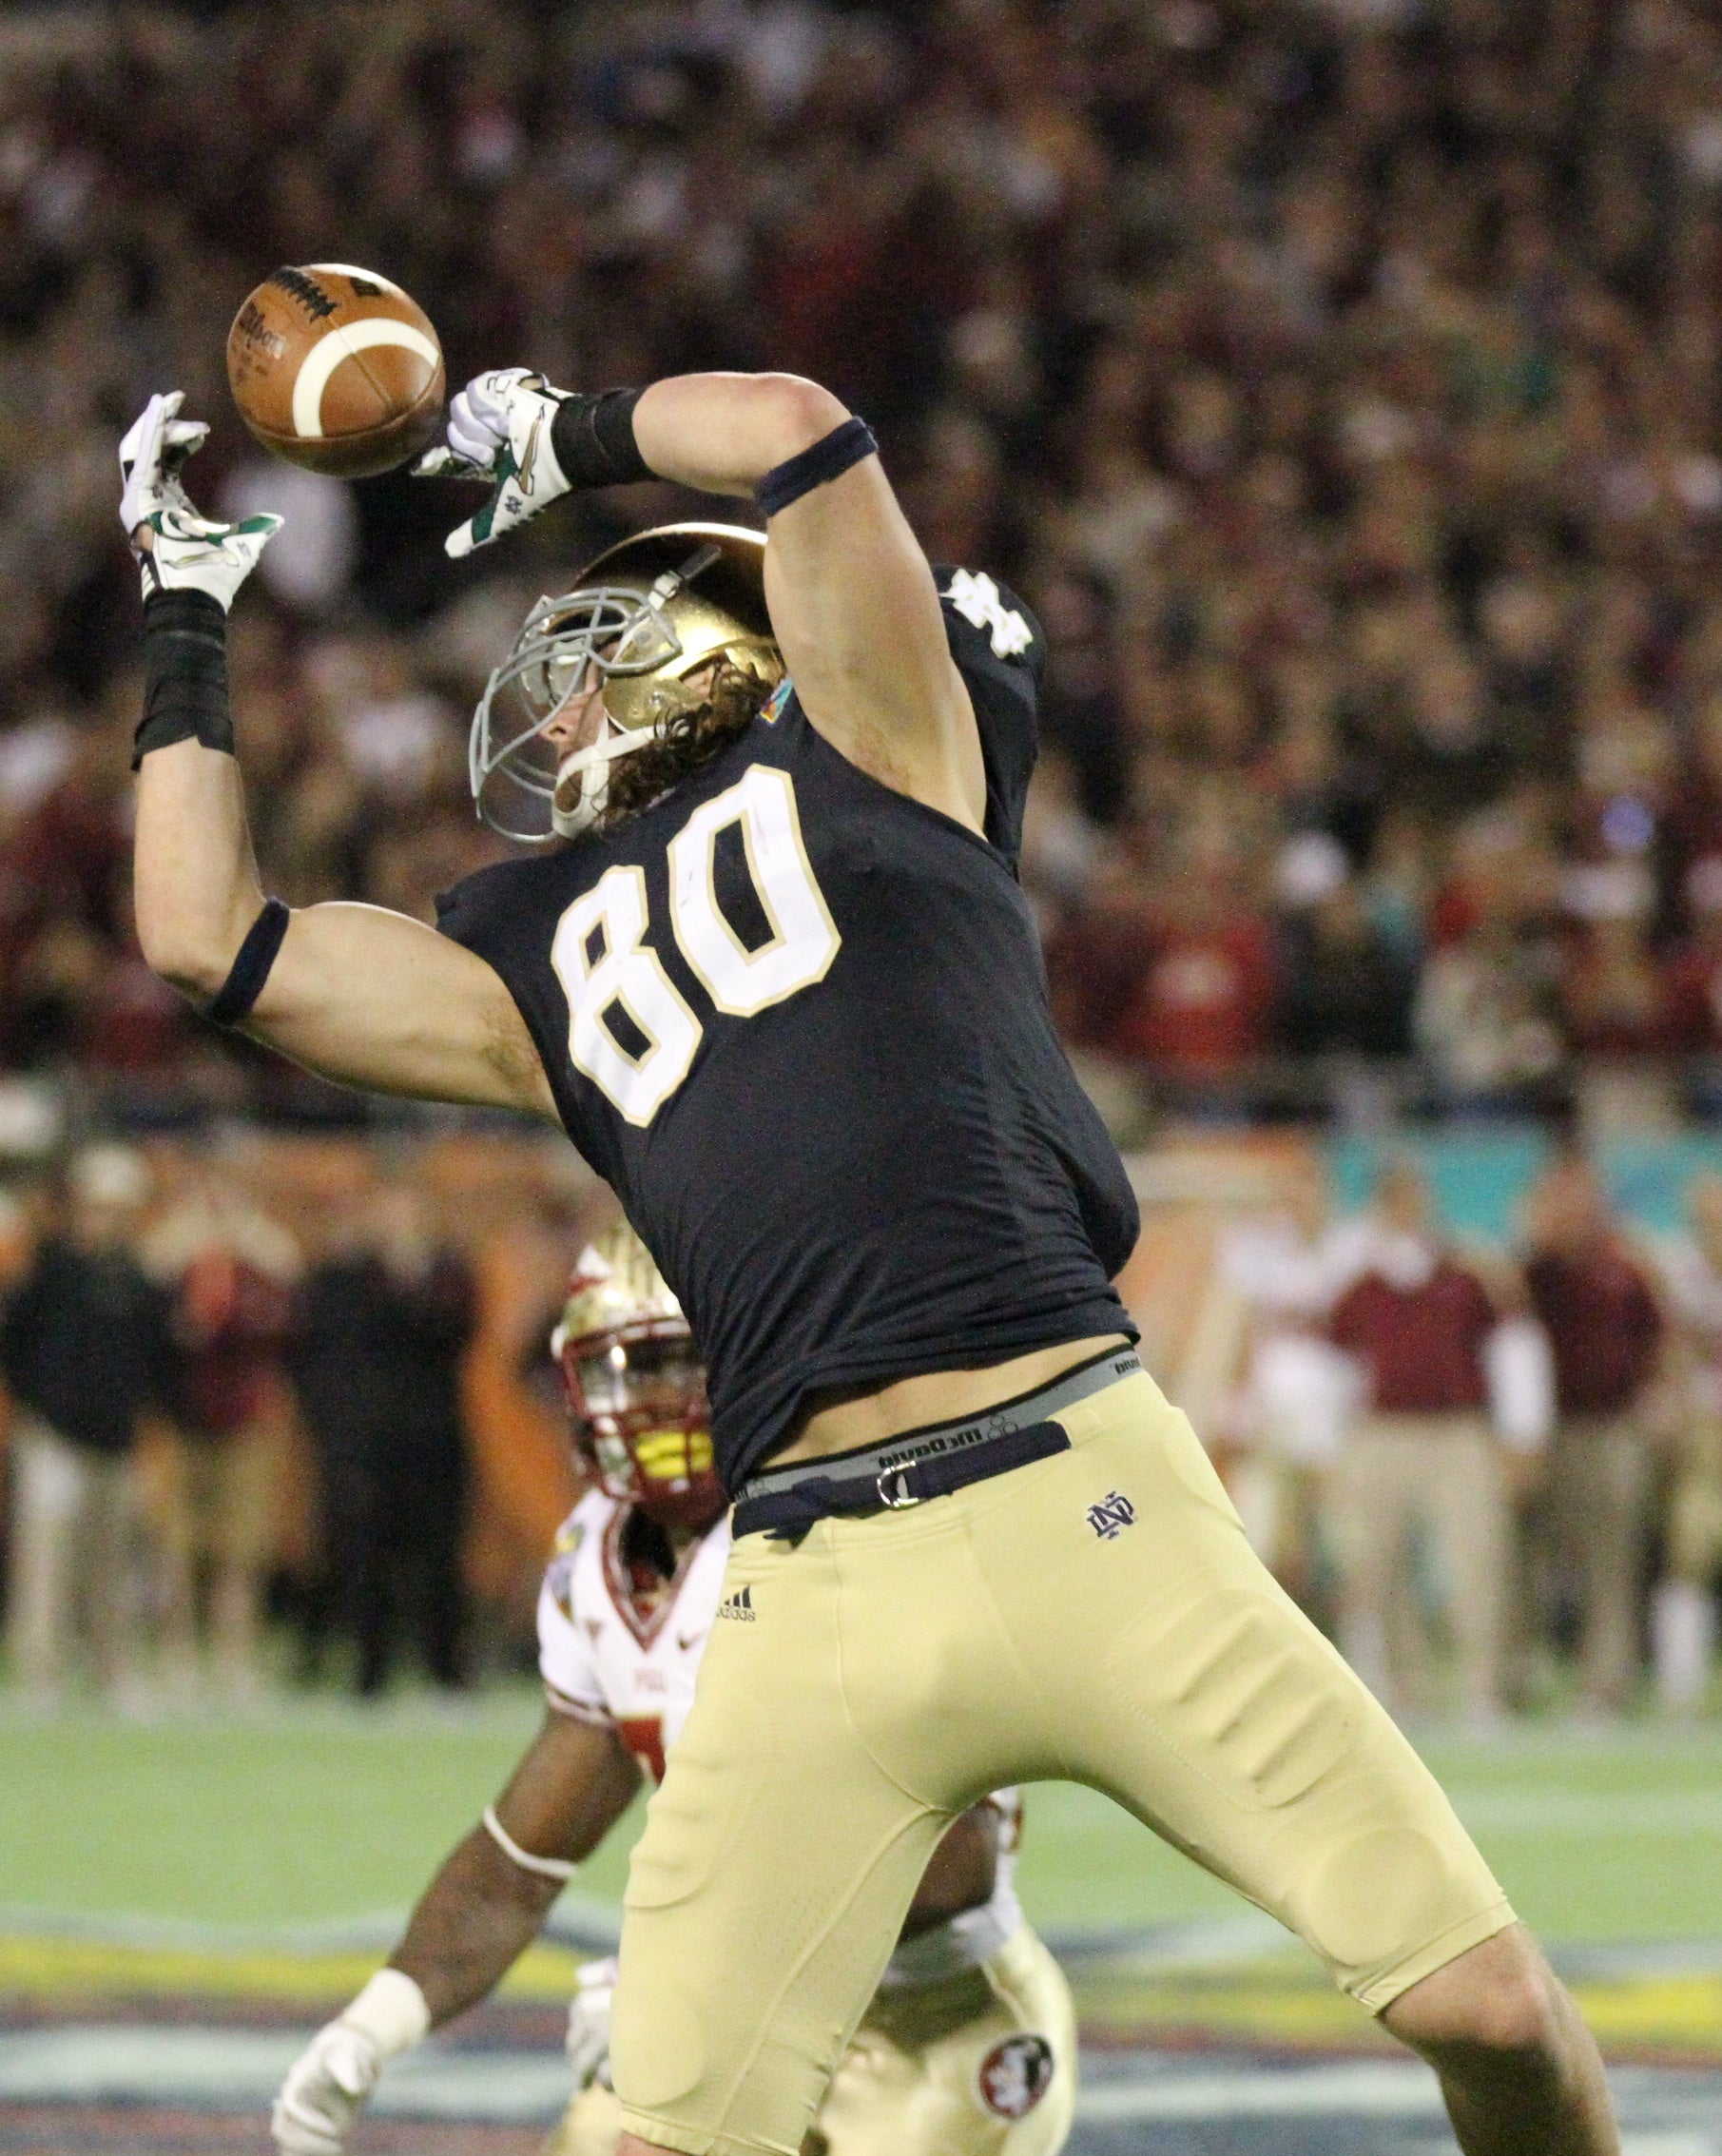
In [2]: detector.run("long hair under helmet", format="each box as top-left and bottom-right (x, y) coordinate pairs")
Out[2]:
(550, 1221), (726, 1535)
(469, 523), (780, 843)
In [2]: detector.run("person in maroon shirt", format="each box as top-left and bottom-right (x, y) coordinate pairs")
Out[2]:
(1104, 871), (1279, 1082)
(1522, 1154), (1666, 1715)
(140, 1152), (300, 1701)
(1329, 1159), (1514, 1724)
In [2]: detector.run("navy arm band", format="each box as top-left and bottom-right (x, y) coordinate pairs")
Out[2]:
(205, 897), (290, 1027)
(755, 418), (878, 517)
(133, 589), (234, 768)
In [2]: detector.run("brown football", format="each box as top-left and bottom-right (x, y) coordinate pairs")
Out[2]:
(226, 263), (445, 479)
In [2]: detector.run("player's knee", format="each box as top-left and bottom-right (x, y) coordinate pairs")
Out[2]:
(1383, 1926), (1564, 2069)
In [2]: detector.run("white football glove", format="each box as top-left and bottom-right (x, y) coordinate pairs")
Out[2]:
(271, 1969), (430, 2156)
(413, 367), (571, 559)
(565, 1954), (617, 2089)
(118, 391), (281, 609)
(271, 2019), (383, 2156)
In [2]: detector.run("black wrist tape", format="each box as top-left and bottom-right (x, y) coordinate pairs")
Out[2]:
(134, 589), (233, 769)
(550, 388), (651, 489)
(205, 897), (291, 1028)
(755, 417), (878, 517)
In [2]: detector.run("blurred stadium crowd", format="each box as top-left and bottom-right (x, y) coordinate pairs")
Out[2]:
(9, 0), (1722, 1115)
(3, 0), (1722, 1719)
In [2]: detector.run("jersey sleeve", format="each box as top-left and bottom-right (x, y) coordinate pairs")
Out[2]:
(435, 855), (602, 1170)
(535, 1505), (614, 1727)
(935, 567), (1045, 865)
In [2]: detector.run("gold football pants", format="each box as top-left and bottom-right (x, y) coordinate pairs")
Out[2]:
(612, 1369), (1513, 2156)
(551, 1925), (1074, 2156)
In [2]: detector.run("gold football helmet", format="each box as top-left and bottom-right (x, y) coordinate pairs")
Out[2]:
(469, 522), (780, 843)
(551, 1220), (726, 1534)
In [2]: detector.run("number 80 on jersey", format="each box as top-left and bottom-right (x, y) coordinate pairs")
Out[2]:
(551, 767), (841, 1125)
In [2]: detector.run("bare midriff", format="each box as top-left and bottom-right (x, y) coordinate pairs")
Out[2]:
(765, 1332), (1132, 1468)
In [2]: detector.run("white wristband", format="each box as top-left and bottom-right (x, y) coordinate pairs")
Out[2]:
(339, 1969), (432, 2062)
(483, 1804), (579, 1881)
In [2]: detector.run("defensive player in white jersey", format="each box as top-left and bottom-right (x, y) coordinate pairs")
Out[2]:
(272, 1224), (1074, 2156)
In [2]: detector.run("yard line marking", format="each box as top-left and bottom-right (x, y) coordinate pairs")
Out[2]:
(0, 2028), (571, 2121)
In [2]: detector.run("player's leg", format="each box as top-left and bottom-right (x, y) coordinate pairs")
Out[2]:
(1382, 1923), (1616, 2156)
(959, 1369), (1616, 2156)
(609, 1524), (963, 2156)
(812, 1927), (1075, 2156)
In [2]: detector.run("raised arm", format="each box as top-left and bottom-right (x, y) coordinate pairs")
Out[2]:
(120, 394), (554, 1118)
(135, 738), (551, 1111)
(425, 368), (987, 831)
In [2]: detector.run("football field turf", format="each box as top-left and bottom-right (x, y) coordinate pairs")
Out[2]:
(4, 1690), (1719, 1939)
(3, 1694), (1720, 2153)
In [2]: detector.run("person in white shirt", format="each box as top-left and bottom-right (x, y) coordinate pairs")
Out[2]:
(272, 1223), (1074, 2156)
(1215, 1163), (1366, 1602)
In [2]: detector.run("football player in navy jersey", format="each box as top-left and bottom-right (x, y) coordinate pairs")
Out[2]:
(272, 1225), (1074, 2156)
(124, 369), (1616, 2156)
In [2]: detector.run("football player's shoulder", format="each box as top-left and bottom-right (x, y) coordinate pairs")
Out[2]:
(934, 565), (1045, 682)
(540, 1486), (616, 1606)
(568, 1485), (618, 1538)
(435, 836), (608, 959)
(933, 565), (1043, 857)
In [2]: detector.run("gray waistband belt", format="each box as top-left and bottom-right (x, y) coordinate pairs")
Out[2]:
(732, 1345), (1142, 1542)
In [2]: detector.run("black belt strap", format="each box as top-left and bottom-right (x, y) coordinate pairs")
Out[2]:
(733, 1418), (1070, 1544)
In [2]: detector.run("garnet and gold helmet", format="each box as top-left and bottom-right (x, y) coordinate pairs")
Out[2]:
(550, 1220), (726, 1534)
(469, 522), (780, 844)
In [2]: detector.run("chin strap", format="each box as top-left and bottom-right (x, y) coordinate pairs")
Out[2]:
(551, 720), (663, 838)
(482, 1805), (579, 1882)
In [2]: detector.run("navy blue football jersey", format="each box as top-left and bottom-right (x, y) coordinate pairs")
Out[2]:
(438, 569), (1140, 1489)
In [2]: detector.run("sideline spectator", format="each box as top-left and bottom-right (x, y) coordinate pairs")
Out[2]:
(1654, 1175), (1722, 1715)
(1215, 1159), (1363, 1617)
(290, 1170), (475, 1696)
(1, 1146), (162, 1701)
(1522, 1155), (1667, 1717)
(1328, 1159), (1514, 1725)
(139, 1148), (300, 1701)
